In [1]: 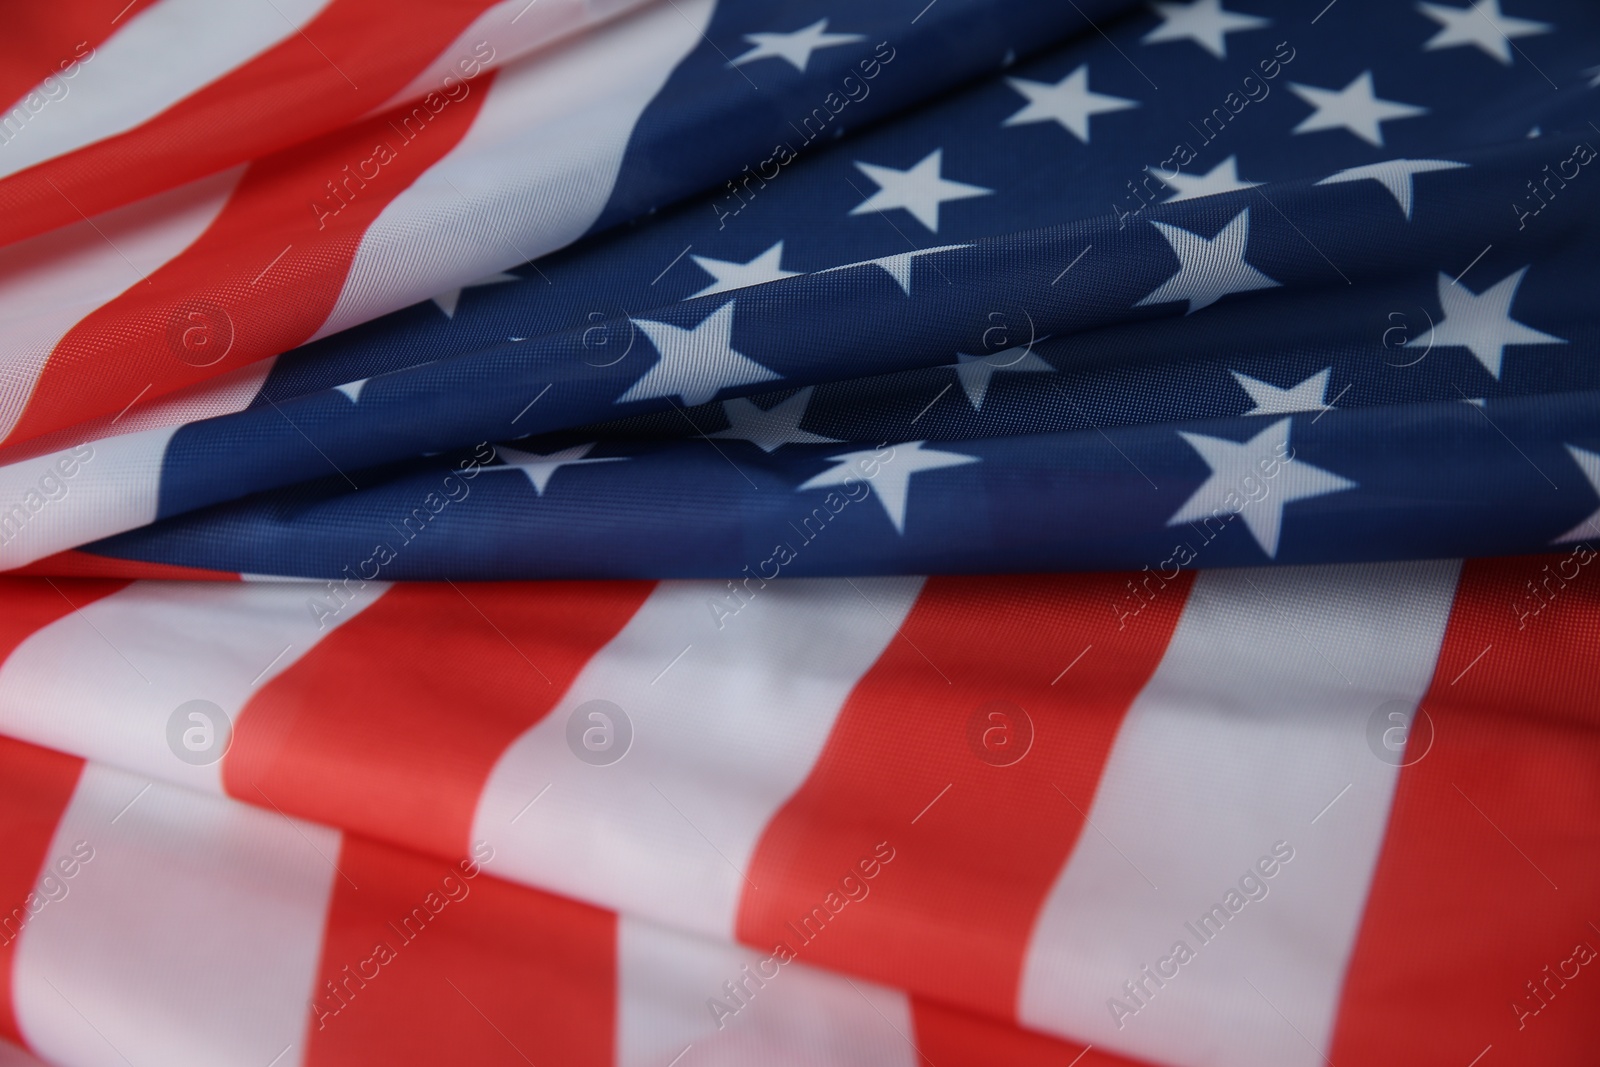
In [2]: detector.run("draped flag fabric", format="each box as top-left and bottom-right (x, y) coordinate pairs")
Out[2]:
(3, 0), (1600, 579)
(0, 1), (1596, 1066)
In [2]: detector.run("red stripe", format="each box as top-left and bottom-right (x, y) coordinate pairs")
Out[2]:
(0, 0), (159, 126)
(0, 736), (85, 1045)
(0, 0), (502, 249)
(4, 69), (493, 447)
(3, 549), (237, 581)
(0, 577), (131, 664)
(225, 580), (653, 860)
(1330, 553), (1600, 1065)
(305, 834), (613, 1067)
(737, 571), (1191, 1019)
(911, 996), (1156, 1067)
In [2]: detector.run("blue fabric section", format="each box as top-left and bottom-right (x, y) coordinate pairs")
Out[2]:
(125, 0), (1600, 577)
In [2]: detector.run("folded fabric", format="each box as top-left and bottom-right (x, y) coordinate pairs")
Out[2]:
(60, 387), (1600, 579)
(0, 0), (660, 248)
(2, 6), (1597, 1066)
(0, 0), (1118, 452)
(4, 0), (1598, 577)
(0, 558), (1594, 1065)
(0, 736), (1149, 1067)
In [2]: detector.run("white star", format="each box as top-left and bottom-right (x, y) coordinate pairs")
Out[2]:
(1407, 267), (1565, 378)
(431, 271), (519, 318)
(1289, 71), (1427, 147)
(1159, 156), (1261, 202)
(709, 387), (840, 452)
(1135, 208), (1280, 315)
(817, 243), (968, 294)
(730, 19), (864, 72)
(1553, 445), (1600, 544)
(1232, 368), (1334, 415)
(952, 345), (1055, 409)
(1170, 418), (1357, 557)
(1418, 0), (1551, 64)
(1142, 0), (1270, 59)
(1314, 158), (1468, 220)
(1584, 65), (1600, 88)
(797, 441), (979, 534)
(481, 442), (626, 495)
(1002, 65), (1138, 143)
(688, 241), (799, 299)
(334, 378), (369, 403)
(620, 301), (781, 407)
(850, 150), (992, 233)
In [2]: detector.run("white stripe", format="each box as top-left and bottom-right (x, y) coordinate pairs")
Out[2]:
(0, 0), (331, 180)
(474, 576), (922, 940)
(369, 0), (656, 116)
(1018, 560), (1461, 1067)
(0, 580), (389, 794)
(313, 0), (712, 339)
(11, 764), (337, 1067)
(0, 167), (240, 442)
(0, 359), (276, 572)
(617, 915), (919, 1067)
(0, 428), (174, 571)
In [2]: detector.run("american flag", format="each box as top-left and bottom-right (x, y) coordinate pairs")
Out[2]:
(0, 1), (1596, 1065)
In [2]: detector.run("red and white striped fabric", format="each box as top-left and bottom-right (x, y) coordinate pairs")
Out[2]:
(0, 558), (1594, 1066)
(0, 735), (1150, 1067)
(0, 0), (700, 451)
(0, 0), (656, 247)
